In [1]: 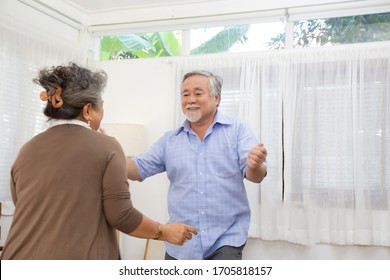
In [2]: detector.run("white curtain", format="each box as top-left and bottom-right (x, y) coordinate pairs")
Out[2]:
(173, 42), (390, 247)
(0, 22), (86, 202)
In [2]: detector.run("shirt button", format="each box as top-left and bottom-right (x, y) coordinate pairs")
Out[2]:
(201, 211), (204, 214)
(200, 191), (204, 194)
(200, 172), (203, 175)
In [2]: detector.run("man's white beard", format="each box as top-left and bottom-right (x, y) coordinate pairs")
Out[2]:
(185, 111), (201, 123)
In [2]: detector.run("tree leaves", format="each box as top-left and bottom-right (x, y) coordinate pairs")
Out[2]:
(100, 25), (248, 60)
(100, 31), (181, 60)
(268, 13), (390, 49)
(190, 25), (249, 55)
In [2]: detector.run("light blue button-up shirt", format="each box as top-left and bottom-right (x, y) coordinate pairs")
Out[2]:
(133, 111), (259, 259)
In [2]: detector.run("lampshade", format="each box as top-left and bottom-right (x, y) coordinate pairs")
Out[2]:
(101, 123), (146, 156)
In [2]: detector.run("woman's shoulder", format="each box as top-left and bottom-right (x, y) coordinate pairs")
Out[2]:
(82, 127), (122, 148)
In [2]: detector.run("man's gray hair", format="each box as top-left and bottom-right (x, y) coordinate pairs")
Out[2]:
(181, 70), (223, 97)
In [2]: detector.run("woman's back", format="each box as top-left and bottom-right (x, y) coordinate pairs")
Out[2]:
(1, 124), (142, 259)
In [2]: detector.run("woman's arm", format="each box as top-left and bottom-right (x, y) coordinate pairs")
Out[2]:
(128, 216), (197, 246)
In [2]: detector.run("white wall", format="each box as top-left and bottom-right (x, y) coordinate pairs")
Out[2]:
(92, 58), (390, 260)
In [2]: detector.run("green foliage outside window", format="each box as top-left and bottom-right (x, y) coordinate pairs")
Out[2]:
(100, 25), (249, 60)
(100, 32), (181, 60)
(268, 12), (390, 49)
(100, 13), (390, 60)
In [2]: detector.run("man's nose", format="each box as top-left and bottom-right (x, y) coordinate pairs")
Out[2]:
(187, 94), (197, 103)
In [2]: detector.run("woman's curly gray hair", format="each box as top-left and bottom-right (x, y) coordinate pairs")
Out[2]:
(34, 62), (107, 120)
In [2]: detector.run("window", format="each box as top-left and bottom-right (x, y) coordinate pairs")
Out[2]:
(191, 22), (285, 54)
(99, 12), (390, 60)
(292, 12), (390, 48)
(99, 21), (285, 60)
(100, 31), (182, 60)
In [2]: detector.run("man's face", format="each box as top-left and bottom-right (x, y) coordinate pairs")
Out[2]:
(181, 75), (220, 124)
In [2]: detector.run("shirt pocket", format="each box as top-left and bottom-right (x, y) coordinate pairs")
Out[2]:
(206, 143), (241, 178)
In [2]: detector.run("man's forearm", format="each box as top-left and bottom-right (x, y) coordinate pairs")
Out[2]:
(126, 157), (141, 181)
(245, 163), (267, 183)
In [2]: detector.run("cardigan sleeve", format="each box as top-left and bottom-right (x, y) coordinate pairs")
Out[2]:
(101, 137), (143, 234)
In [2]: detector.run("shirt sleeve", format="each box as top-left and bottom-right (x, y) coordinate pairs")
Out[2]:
(237, 122), (259, 177)
(133, 132), (168, 181)
(102, 137), (143, 234)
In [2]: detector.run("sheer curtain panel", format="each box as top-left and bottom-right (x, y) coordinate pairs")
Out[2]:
(0, 23), (85, 202)
(173, 42), (390, 247)
(283, 44), (390, 246)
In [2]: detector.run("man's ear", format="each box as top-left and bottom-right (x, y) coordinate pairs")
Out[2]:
(82, 103), (93, 121)
(215, 93), (221, 107)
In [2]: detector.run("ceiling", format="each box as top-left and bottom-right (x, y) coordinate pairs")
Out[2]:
(40, 0), (390, 36)
(64, 0), (214, 12)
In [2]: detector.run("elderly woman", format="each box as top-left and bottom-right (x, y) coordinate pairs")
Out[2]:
(1, 63), (196, 260)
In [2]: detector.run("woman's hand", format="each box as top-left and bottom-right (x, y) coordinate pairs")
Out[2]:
(159, 224), (198, 245)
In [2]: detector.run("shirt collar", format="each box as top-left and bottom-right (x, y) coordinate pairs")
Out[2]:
(175, 110), (232, 136)
(46, 119), (91, 129)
